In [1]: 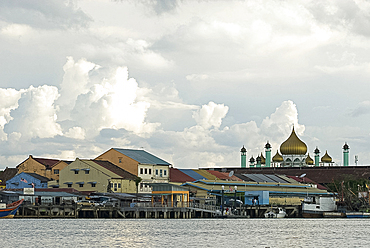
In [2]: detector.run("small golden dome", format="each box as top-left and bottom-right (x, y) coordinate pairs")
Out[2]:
(321, 150), (332, 163)
(305, 153), (314, 165)
(260, 152), (265, 164)
(280, 127), (307, 155)
(272, 150), (283, 162)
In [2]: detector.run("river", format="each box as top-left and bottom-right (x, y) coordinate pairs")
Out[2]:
(1, 218), (369, 247)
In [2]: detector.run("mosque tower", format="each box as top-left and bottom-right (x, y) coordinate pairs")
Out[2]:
(343, 143), (349, 166)
(265, 141), (271, 167)
(314, 147), (320, 167)
(256, 155), (262, 168)
(240, 146), (247, 168)
(249, 156), (255, 168)
(321, 150), (333, 165)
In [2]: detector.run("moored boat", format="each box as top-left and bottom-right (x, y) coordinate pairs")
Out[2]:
(301, 196), (336, 218)
(0, 199), (24, 219)
(346, 212), (370, 218)
(264, 207), (286, 218)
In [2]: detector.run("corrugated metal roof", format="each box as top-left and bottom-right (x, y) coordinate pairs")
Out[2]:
(264, 174), (289, 183)
(194, 170), (218, 180)
(25, 173), (50, 182)
(113, 148), (171, 165)
(179, 169), (206, 181)
(92, 160), (137, 180)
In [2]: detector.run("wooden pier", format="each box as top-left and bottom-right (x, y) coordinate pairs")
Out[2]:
(14, 203), (300, 219)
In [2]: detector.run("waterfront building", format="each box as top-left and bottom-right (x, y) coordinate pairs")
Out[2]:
(0, 167), (18, 189)
(59, 158), (138, 193)
(16, 155), (71, 180)
(95, 148), (171, 192)
(6, 172), (49, 189)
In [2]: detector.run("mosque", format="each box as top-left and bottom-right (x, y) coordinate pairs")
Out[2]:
(240, 126), (350, 168)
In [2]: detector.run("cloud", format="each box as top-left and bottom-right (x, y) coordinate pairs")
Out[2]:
(350, 101), (370, 117)
(193, 101), (229, 129)
(0, 0), (91, 30)
(0, 88), (23, 141)
(4, 85), (62, 140)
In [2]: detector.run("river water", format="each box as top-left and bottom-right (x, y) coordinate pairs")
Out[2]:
(1, 218), (370, 247)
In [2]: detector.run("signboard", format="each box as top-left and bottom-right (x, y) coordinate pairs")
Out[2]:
(23, 188), (34, 195)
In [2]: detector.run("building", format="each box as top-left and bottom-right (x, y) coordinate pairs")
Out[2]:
(16, 155), (71, 180)
(6, 172), (50, 189)
(59, 158), (138, 193)
(0, 167), (18, 189)
(95, 148), (171, 191)
(242, 126), (339, 168)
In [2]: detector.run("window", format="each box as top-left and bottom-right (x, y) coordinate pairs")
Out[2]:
(91, 183), (96, 187)
(119, 158), (122, 163)
(74, 170), (79, 174)
(79, 184), (83, 188)
(145, 168), (147, 174)
(156, 169), (158, 175)
(118, 183), (121, 188)
(67, 184), (72, 188)
(164, 170), (167, 176)
(140, 168), (143, 174)
(54, 169), (59, 174)
(160, 169), (163, 177)
(149, 169), (151, 174)
(114, 183), (117, 188)
(85, 170), (89, 174)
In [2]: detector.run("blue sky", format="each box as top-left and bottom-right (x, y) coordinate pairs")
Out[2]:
(0, 0), (369, 169)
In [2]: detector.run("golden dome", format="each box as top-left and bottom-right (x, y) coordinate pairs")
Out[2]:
(280, 127), (307, 155)
(305, 153), (314, 165)
(321, 150), (332, 163)
(260, 153), (265, 164)
(272, 150), (283, 162)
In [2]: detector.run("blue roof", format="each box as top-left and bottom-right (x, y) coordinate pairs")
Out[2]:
(113, 148), (171, 165)
(178, 169), (206, 181)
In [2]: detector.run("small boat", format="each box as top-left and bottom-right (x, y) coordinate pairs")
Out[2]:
(346, 212), (370, 218)
(0, 199), (24, 219)
(264, 207), (286, 218)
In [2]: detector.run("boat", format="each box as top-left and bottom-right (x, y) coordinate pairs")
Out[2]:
(301, 196), (336, 218)
(346, 212), (370, 218)
(0, 199), (24, 218)
(264, 207), (286, 218)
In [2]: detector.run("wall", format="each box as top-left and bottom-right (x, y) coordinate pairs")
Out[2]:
(95, 149), (139, 176)
(17, 156), (49, 179)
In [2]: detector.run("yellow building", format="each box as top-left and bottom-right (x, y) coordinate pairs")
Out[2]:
(95, 148), (171, 193)
(17, 155), (70, 180)
(59, 158), (138, 193)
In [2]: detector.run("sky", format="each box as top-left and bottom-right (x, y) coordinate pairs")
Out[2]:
(0, 0), (370, 170)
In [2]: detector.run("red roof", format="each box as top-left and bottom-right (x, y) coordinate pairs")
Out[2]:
(33, 158), (61, 169)
(170, 168), (195, 183)
(207, 170), (242, 181)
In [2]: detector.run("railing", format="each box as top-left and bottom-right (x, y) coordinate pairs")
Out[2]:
(125, 201), (217, 211)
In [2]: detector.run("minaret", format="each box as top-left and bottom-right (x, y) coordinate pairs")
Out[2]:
(256, 155), (262, 168)
(249, 156), (255, 168)
(240, 146), (247, 168)
(265, 141), (271, 167)
(314, 147), (320, 167)
(343, 143), (349, 166)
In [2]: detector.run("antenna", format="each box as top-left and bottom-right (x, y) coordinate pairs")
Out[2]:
(229, 170), (234, 177)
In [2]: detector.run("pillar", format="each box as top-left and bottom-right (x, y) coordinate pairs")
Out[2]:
(249, 156), (255, 168)
(256, 156), (261, 168)
(343, 143), (349, 166)
(265, 142), (271, 167)
(314, 147), (320, 167)
(240, 146), (247, 168)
